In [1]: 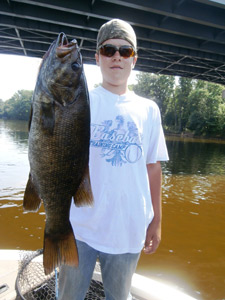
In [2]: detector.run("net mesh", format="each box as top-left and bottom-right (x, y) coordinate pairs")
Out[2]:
(15, 249), (106, 300)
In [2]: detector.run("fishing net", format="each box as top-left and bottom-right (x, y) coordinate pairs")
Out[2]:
(15, 249), (105, 300)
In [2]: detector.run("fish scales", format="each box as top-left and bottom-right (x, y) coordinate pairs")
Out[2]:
(23, 32), (93, 275)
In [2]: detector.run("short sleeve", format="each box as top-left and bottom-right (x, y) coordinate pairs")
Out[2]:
(146, 104), (169, 164)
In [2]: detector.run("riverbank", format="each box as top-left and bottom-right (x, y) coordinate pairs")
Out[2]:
(1, 118), (225, 143)
(165, 130), (225, 143)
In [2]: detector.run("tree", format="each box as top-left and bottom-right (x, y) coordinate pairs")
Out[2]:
(133, 72), (225, 138)
(187, 80), (224, 136)
(133, 73), (175, 121)
(0, 99), (4, 118)
(175, 77), (193, 132)
(2, 90), (33, 120)
(217, 103), (225, 137)
(205, 82), (224, 135)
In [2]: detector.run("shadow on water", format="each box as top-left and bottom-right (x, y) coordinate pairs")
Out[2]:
(164, 137), (225, 176)
(0, 120), (225, 300)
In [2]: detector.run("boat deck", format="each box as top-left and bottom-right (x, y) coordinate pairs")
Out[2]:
(0, 250), (199, 300)
(0, 251), (18, 300)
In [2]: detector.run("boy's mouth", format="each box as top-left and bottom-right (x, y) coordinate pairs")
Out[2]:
(111, 65), (122, 69)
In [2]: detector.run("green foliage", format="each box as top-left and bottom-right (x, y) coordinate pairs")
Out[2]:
(1, 77), (225, 139)
(94, 83), (101, 88)
(133, 73), (175, 121)
(187, 111), (205, 134)
(133, 74), (225, 138)
(186, 81), (224, 136)
(1, 90), (33, 120)
(0, 99), (4, 118)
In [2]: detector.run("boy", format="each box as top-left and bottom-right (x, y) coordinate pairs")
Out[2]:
(59, 19), (169, 300)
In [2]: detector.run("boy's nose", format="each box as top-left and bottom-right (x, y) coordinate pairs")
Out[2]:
(112, 50), (121, 59)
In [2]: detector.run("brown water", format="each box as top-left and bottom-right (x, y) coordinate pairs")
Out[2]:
(0, 119), (225, 300)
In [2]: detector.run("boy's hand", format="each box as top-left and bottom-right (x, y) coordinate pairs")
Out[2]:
(143, 218), (161, 254)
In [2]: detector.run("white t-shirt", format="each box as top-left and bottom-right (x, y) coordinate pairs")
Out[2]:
(70, 86), (169, 254)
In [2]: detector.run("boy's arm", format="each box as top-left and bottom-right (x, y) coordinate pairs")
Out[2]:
(144, 161), (162, 254)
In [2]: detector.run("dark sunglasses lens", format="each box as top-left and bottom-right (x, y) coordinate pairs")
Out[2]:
(100, 45), (116, 57)
(119, 46), (135, 58)
(99, 45), (135, 58)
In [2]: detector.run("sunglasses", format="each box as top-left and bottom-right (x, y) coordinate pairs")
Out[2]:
(98, 44), (136, 58)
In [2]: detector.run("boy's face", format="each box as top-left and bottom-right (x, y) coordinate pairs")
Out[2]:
(95, 39), (137, 90)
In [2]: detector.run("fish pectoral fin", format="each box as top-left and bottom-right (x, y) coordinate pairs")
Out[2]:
(43, 223), (78, 275)
(40, 101), (55, 134)
(73, 166), (93, 207)
(23, 173), (42, 212)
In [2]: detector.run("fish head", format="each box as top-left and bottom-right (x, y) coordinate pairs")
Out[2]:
(40, 32), (83, 105)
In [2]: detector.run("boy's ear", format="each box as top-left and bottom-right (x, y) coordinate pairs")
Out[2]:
(95, 53), (100, 66)
(132, 56), (138, 68)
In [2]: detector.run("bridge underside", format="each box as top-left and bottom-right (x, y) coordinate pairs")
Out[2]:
(0, 0), (225, 85)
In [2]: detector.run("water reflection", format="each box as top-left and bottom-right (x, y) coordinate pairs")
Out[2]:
(0, 120), (225, 300)
(0, 119), (28, 147)
(164, 137), (225, 175)
(0, 120), (29, 190)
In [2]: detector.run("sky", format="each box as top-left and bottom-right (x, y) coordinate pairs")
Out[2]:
(0, 54), (138, 101)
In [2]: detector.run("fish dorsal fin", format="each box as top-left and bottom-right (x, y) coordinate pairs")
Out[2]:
(23, 173), (42, 212)
(74, 166), (93, 207)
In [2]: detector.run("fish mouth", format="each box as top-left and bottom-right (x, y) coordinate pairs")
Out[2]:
(56, 32), (78, 58)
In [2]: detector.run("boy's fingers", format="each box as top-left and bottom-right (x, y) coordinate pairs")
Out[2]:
(143, 238), (160, 254)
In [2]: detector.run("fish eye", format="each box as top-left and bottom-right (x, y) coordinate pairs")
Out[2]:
(71, 62), (81, 71)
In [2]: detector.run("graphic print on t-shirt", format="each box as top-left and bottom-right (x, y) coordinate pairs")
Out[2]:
(90, 115), (143, 166)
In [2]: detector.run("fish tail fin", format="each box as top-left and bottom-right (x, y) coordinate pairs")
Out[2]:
(23, 173), (41, 211)
(74, 165), (93, 207)
(43, 223), (78, 275)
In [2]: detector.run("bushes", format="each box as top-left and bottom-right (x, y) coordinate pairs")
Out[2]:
(0, 90), (32, 121)
(133, 74), (225, 138)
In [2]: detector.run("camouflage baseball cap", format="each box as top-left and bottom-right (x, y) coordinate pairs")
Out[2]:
(97, 19), (137, 50)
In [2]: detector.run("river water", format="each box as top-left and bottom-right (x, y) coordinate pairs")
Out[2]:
(0, 119), (224, 300)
